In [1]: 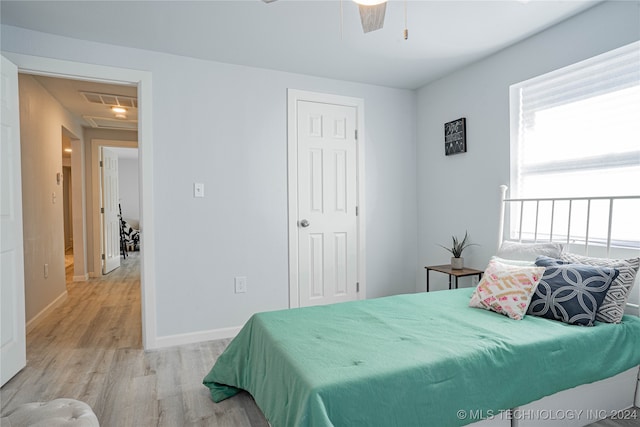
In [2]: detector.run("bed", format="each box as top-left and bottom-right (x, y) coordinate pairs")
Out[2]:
(203, 187), (640, 427)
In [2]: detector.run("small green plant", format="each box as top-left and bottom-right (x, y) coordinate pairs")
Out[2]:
(438, 231), (478, 258)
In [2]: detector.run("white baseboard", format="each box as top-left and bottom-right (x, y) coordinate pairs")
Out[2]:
(153, 325), (242, 349)
(73, 274), (89, 282)
(26, 291), (68, 334)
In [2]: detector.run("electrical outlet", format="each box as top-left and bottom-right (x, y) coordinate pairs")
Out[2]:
(44, 263), (49, 278)
(234, 276), (247, 293)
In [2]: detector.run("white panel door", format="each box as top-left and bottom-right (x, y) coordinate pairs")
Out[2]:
(297, 101), (358, 307)
(101, 147), (120, 274)
(0, 55), (26, 386)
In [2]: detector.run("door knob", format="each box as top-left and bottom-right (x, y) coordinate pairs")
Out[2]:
(299, 219), (310, 228)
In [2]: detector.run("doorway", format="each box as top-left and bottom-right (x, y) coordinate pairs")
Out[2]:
(16, 74), (143, 345)
(93, 142), (140, 275)
(4, 52), (157, 350)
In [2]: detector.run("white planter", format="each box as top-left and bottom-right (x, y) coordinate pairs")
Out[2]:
(451, 257), (464, 270)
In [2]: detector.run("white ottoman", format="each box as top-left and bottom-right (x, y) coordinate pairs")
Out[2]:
(1, 398), (99, 426)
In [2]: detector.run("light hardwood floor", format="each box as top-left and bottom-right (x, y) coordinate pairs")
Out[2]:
(0, 252), (268, 427)
(1, 252), (637, 426)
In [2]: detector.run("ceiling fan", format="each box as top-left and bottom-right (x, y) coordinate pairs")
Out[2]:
(262, 0), (389, 34)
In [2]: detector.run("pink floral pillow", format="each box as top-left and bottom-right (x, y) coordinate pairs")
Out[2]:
(469, 261), (545, 320)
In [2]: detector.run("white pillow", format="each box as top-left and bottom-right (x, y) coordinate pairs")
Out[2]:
(496, 241), (563, 262)
(490, 256), (536, 267)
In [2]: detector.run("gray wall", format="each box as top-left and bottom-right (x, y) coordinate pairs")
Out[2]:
(18, 74), (84, 322)
(2, 25), (418, 339)
(416, 1), (640, 291)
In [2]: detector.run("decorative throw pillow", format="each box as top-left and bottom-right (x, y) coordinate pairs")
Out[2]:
(560, 253), (640, 323)
(528, 259), (619, 326)
(496, 241), (564, 262)
(469, 261), (545, 320)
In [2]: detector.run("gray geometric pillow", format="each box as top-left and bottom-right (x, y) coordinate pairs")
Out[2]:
(560, 253), (640, 323)
(530, 258), (618, 326)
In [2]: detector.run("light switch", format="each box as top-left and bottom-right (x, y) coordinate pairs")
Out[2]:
(235, 276), (247, 293)
(194, 182), (205, 198)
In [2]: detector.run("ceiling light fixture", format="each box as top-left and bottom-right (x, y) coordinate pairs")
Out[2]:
(114, 113), (127, 120)
(64, 148), (72, 153)
(265, 0), (406, 38)
(403, 0), (408, 40)
(111, 106), (127, 114)
(353, 0), (387, 33)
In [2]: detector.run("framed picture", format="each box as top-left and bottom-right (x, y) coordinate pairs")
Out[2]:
(444, 118), (466, 156)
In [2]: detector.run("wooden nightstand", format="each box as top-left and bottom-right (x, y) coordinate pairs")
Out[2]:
(424, 265), (483, 292)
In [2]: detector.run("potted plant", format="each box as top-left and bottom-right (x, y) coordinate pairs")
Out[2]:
(439, 231), (478, 270)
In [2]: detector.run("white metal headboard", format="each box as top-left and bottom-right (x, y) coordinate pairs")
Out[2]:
(498, 185), (640, 255)
(498, 185), (640, 315)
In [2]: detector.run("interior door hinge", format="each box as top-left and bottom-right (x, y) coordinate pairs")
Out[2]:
(101, 207), (104, 214)
(101, 254), (105, 260)
(356, 282), (360, 292)
(355, 129), (358, 140)
(355, 206), (359, 216)
(100, 160), (103, 167)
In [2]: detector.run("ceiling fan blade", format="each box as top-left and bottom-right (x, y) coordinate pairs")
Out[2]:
(358, 2), (386, 33)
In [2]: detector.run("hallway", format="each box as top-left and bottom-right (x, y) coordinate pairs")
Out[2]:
(1, 253), (142, 410)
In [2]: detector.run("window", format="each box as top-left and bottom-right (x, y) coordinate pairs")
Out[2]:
(509, 41), (640, 247)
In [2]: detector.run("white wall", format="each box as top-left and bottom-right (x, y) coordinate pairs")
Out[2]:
(416, 1), (640, 291)
(118, 157), (139, 228)
(1, 26), (418, 339)
(18, 74), (84, 322)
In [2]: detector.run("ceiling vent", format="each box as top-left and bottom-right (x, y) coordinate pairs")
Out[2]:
(81, 91), (138, 108)
(83, 116), (138, 130)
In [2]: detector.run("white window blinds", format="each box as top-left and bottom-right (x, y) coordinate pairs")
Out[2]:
(510, 41), (640, 200)
(509, 41), (640, 246)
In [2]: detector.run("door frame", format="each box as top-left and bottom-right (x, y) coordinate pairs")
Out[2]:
(287, 89), (366, 308)
(1, 52), (158, 349)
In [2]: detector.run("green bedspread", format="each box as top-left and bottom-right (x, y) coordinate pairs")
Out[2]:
(203, 288), (640, 427)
